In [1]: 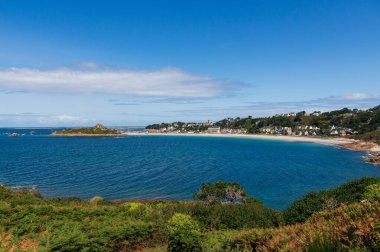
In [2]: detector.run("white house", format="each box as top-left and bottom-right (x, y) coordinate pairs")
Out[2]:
(207, 127), (221, 134)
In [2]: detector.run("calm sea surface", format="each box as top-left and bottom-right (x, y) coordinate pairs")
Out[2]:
(0, 128), (379, 209)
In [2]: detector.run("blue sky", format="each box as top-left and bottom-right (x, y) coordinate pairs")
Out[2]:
(0, 0), (379, 126)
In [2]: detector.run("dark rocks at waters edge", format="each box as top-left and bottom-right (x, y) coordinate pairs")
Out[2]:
(8, 133), (20, 137)
(365, 153), (380, 166)
(26, 188), (43, 198)
(338, 140), (380, 166)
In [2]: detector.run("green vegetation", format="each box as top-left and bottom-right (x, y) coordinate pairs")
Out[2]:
(216, 106), (380, 140)
(363, 183), (380, 201)
(204, 201), (380, 251)
(355, 128), (380, 144)
(283, 177), (380, 224)
(193, 181), (251, 204)
(167, 214), (201, 252)
(53, 124), (119, 135)
(0, 178), (379, 251)
(146, 122), (209, 133)
(0, 183), (280, 251)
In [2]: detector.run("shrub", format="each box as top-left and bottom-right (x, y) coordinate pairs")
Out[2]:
(186, 203), (283, 229)
(123, 202), (142, 212)
(363, 183), (380, 202)
(331, 177), (380, 203)
(284, 177), (380, 224)
(47, 224), (95, 251)
(167, 213), (201, 252)
(307, 236), (345, 252)
(214, 201), (380, 251)
(193, 181), (248, 204)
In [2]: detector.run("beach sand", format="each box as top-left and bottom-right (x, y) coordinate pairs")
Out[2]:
(127, 132), (356, 145)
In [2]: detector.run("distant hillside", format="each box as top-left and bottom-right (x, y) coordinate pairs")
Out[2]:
(146, 105), (380, 143)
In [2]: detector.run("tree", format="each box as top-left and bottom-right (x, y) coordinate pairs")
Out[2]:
(244, 118), (253, 131)
(193, 181), (248, 204)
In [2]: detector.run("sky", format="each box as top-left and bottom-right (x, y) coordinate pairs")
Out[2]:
(0, 0), (380, 126)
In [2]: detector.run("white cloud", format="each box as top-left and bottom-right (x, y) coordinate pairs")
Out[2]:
(36, 114), (88, 124)
(0, 113), (90, 126)
(0, 67), (238, 98)
(330, 93), (373, 100)
(168, 93), (380, 119)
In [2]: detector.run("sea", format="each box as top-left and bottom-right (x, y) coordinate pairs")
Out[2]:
(0, 128), (379, 210)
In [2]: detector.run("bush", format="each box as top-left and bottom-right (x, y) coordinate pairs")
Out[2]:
(363, 183), (380, 202)
(331, 177), (380, 203)
(48, 224), (95, 251)
(193, 181), (248, 204)
(167, 213), (202, 252)
(186, 203), (283, 229)
(284, 177), (380, 224)
(213, 201), (380, 251)
(307, 236), (345, 252)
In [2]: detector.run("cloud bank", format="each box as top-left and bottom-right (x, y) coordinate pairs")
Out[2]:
(0, 113), (90, 127)
(0, 67), (239, 98)
(168, 93), (380, 118)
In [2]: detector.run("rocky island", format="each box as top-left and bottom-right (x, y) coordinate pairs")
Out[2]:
(51, 124), (125, 137)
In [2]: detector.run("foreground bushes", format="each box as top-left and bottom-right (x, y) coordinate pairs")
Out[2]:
(0, 185), (279, 251)
(283, 177), (380, 224)
(0, 203), (154, 251)
(0, 177), (379, 251)
(204, 201), (380, 251)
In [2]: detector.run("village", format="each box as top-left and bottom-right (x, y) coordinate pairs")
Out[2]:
(259, 125), (358, 137)
(145, 119), (358, 137)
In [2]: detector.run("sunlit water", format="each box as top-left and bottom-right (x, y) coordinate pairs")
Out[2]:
(0, 128), (379, 209)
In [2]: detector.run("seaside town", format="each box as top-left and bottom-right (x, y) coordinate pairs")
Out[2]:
(145, 109), (364, 137)
(146, 123), (356, 137)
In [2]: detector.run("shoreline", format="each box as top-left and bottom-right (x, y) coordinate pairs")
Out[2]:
(128, 132), (356, 145)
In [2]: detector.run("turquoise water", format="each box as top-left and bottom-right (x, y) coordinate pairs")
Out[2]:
(0, 129), (379, 209)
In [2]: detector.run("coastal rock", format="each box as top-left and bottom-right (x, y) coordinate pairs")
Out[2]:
(27, 188), (43, 198)
(365, 153), (380, 166)
(338, 140), (378, 152)
(338, 141), (380, 166)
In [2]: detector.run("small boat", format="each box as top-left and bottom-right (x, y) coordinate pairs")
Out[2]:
(8, 133), (20, 137)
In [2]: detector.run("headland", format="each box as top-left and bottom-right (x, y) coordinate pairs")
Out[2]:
(51, 124), (126, 137)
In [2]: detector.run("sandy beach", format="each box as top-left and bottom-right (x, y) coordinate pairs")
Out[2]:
(127, 132), (356, 145)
